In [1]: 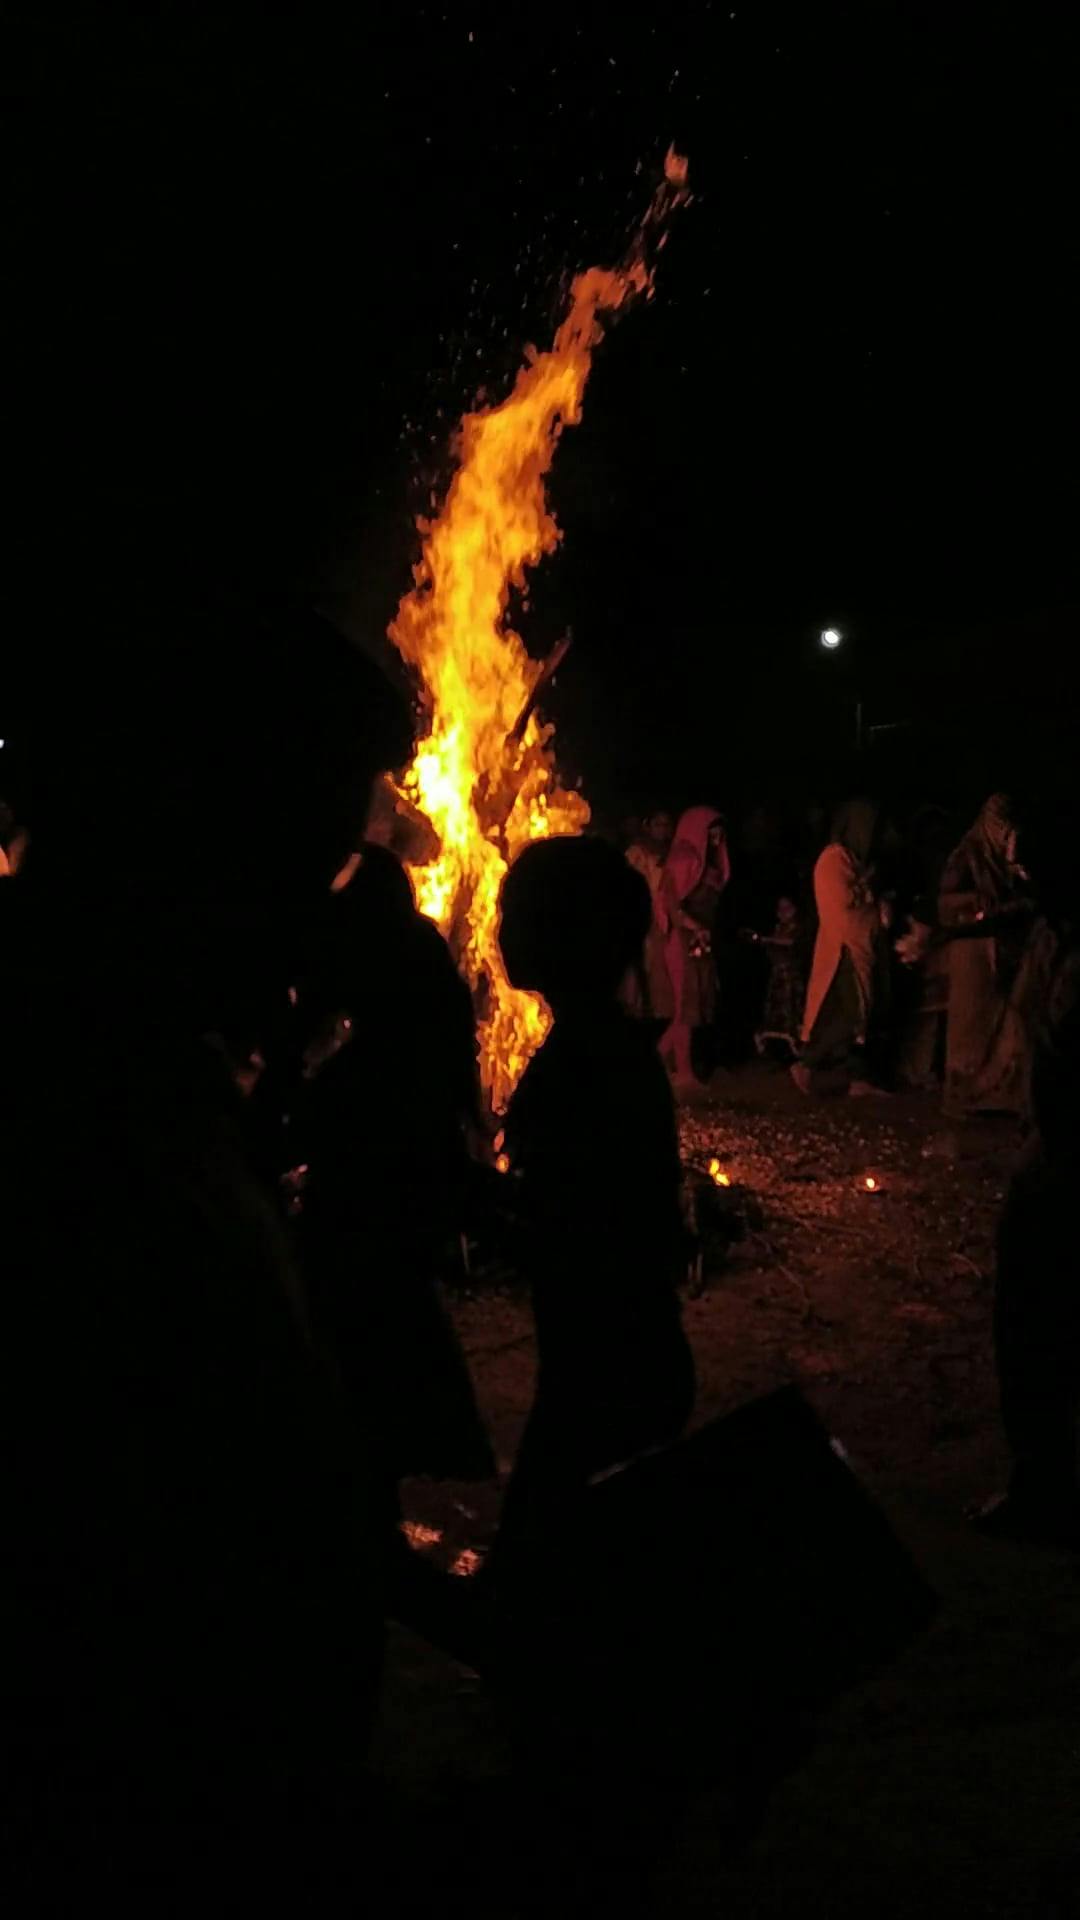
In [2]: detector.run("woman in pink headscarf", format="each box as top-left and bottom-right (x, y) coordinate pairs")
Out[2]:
(663, 806), (730, 1093)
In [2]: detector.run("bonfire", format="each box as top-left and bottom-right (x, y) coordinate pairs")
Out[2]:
(390, 151), (689, 1111)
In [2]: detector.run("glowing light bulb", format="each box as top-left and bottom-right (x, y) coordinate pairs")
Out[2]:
(820, 627), (842, 650)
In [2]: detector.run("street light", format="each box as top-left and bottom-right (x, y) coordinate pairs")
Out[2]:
(818, 625), (862, 748)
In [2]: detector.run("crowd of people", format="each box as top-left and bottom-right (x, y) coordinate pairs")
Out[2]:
(3, 622), (1079, 1909)
(621, 790), (1063, 1122)
(620, 787), (1080, 1555)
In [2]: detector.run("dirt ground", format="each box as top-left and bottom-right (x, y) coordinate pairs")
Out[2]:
(375, 1062), (1080, 1917)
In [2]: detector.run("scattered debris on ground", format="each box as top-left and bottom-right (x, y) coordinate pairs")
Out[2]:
(378, 1063), (1079, 1917)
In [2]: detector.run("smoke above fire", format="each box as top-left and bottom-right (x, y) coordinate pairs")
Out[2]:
(389, 149), (689, 1110)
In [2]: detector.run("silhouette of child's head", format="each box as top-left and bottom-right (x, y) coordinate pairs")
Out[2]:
(776, 895), (798, 926)
(500, 836), (651, 1010)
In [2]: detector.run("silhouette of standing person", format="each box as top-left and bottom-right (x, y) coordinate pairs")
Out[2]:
(2, 607), (411, 1909)
(938, 793), (1035, 1118)
(495, 836), (694, 1564)
(287, 840), (495, 1656)
(794, 797), (887, 1096)
(492, 836), (695, 1917)
(973, 815), (1080, 1546)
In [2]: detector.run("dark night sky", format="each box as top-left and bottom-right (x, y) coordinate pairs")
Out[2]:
(6, 2), (1078, 816)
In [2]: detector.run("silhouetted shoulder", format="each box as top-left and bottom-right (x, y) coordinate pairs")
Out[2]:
(507, 1007), (680, 1206)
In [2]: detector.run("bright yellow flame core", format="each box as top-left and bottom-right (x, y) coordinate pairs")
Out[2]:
(390, 271), (649, 1108)
(389, 157), (688, 1110)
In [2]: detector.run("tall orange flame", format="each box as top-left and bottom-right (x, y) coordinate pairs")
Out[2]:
(390, 150), (689, 1110)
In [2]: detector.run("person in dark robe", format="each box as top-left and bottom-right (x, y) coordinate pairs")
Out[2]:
(2, 607), (410, 1908)
(494, 836), (694, 1563)
(793, 798), (887, 1096)
(972, 814), (1080, 1547)
(938, 792), (1035, 1118)
(662, 806), (731, 1095)
(283, 840), (495, 1656)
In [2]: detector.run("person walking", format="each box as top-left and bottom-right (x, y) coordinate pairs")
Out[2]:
(793, 798), (886, 1096)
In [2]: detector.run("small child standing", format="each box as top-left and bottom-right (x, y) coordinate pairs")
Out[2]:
(491, 837), (698, 1910)
(753, 894), (807, 1055)
(495, 837), (695, 1556)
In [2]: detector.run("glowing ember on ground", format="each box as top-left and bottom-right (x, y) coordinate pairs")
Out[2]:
(863, 1175), (880, 1192)
(449, 1548), (484, 1579)
(390, 150), (689, 1109)
(400, 1519), (443, 1550)
(709, 1158), (733, 1187)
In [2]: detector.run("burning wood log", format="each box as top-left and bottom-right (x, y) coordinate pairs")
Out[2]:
(474, 631), (576, 852)
(508, 630), (572, 747)
(368, 772), (441, 868)
(378, 633), (573, 910)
